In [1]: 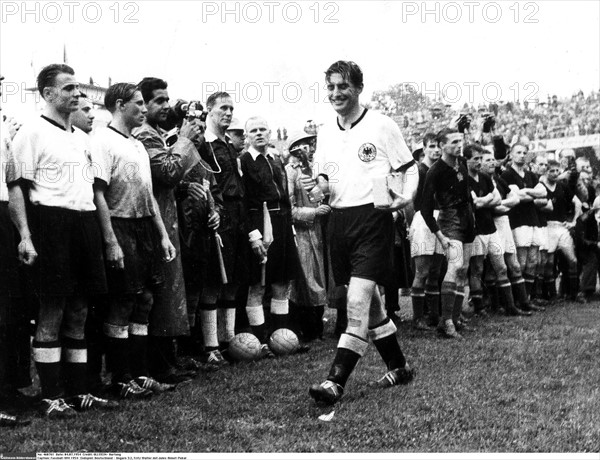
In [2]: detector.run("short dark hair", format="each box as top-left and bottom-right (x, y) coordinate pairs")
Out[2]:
(325, 60), (363, 88)
(463, 143), (486, 160)
(510, 142), (529, 153)
(437, 128), (459, 145)
(104, 83), (139, 113)
(547, 159), (560, 169)
(422, 132), (437, 147)
(206, 92), (231, 111)
(137, 77), (167, 103)
(37, 63), (75, 97)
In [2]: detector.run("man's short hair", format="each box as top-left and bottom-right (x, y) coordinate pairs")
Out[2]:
(510, 142), (529, 153)
(104, 83), (139, 113)
(245, 116), (269, 131)
(137, 77), (167, 103)
(325, 60), (363, 88)
(206, 92), (231, 111)
(547, 159), (560, 169)
(422, 132), (437, 147)
(37, 63), (75, 96)
(437, 128), (459, 145)
(463, 143), (486, 160)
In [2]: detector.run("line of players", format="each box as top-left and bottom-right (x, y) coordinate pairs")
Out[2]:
(409, 130), (598, 339)
(0, 65), (314, 424)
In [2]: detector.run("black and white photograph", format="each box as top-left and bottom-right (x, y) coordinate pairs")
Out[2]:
(1, 0), (599, 456)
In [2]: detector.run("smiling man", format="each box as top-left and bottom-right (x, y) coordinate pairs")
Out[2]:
(309, 61), (418, 405)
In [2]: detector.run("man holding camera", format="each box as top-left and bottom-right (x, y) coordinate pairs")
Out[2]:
(135, 77), (202, 383)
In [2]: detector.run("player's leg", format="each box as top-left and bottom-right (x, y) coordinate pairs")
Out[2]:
(557, 230), (579, 301)
(104, 294), (149, 399)
(525, 245), (544, 311)
(198, 287), (223, 368)
(439, 239), (465, 338)
(368, 289), (415, 388)
(61, 296), (88, 399)
(411, 255), (434, 330)
(217, 283), (239, 351)
(132, 289), (175, 394)
(425, 253), (444, 326)
(310, 277), (375, 404)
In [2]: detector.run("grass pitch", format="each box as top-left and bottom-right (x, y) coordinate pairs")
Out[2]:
(2, 298), (599, 453)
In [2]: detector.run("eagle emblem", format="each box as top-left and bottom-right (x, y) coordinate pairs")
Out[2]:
(358, 143), (377, 162)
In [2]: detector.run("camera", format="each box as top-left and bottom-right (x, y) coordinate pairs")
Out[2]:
(482, 113), (496, 133)
(457, 113), (472, 134)
(162, 100), (208, 146)
(182, 101), (208, 123)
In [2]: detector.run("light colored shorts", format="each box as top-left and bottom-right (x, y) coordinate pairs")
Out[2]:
(512, 225), (535, 248)
(494, 215), (517, 254)
(546, 221), (575, 254)
(409, 211), (443, 258)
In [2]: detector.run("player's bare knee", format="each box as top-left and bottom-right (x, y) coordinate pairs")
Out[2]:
(136, 290), (154, 316)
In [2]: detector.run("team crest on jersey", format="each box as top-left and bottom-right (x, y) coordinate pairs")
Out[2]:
(358, 143), (377, 162)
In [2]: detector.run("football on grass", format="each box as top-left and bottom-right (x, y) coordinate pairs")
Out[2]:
(269, 328), (299, 356)
(229, 333), (262, 362)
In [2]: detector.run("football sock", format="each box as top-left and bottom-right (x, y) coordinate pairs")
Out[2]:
(246, 304), (267, 343)
(425, 286), (440, 324)
(369, 318), (405, 370)
(452, 288), (465, 324)
(440, 281), (457, 321)
(62, 336), (87, 396)
(498, 282), (518, 312)
(200, 305), (219, 352)
(411, 287), (425, 320)
(545, 278), (557, 300)
(104, 323), (130, 383)
(327, 333), (368, 387)
(270, 298), (289, 331)
(523, 274), (534, 300)
(218, 300), (237, 344)
(510, 276), (529, 308)
(129, 323), (149, 378)
(485, 281), (499, 311)
(33, 340), (62, 399)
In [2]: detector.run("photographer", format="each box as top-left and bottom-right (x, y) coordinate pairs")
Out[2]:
(134, 77), (203, 384)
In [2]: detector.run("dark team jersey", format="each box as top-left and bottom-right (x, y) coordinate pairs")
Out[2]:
(421, 157), (472, 234)
(414, 161), (438, 212)
(493, 174), (510, 201)
(198, 137), (244, 200)
(544, 180), (573, 222)
(469, 172), (496, 235)
(535, 174), (548, 227)
(501, 167), (540, 228)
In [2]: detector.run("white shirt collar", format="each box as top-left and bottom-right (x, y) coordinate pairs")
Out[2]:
(205, 127), (231, 143)
(248, 146), (274, 161)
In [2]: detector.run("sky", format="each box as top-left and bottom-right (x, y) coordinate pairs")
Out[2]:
(1, 0), (599, 131)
